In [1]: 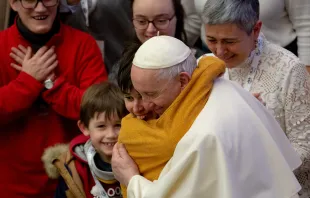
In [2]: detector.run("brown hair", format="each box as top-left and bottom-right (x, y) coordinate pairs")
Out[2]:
(117, 40), (141, 93)
(80, 82), (128, 127)
(117, 0), (188, 93)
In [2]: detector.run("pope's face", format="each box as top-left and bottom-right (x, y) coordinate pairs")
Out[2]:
(130, 65), (182, 115)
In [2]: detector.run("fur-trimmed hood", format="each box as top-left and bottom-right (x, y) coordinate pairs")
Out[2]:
(41, 143), (69, 179)
(41, 135), (90, 179)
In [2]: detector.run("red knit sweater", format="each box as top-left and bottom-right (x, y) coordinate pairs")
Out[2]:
(0, 22), (107, 197)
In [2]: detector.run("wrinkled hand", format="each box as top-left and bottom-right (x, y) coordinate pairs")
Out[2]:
(253, 93), (266, 106)
(10, 45), (28, 65)
(10, 45), (58, 82)
(112, 143), (139, 186)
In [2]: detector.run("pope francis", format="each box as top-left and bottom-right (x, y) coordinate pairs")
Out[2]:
(112, 36), (302, 198)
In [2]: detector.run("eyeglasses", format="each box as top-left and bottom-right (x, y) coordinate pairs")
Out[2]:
(20, 0), (59, 9)
(133, 15), (175, 30)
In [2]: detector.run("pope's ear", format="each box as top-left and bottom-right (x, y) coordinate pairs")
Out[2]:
(179, 72), (191, 90)
(77, 120), (90, 136)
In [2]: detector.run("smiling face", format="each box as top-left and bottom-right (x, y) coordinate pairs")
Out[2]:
(10, 0), (58, 34)
(124, 88), (156, 120)
(131, 65), (185, 115)
(132, 0), (177, 43)
(205, 22), (261, 68)
(79, 112), (121, 163)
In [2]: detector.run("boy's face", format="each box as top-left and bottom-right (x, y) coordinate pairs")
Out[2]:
(79, 112), (121, 162)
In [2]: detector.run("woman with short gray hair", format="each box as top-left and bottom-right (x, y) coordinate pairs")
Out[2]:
(200, 0), (310, 197)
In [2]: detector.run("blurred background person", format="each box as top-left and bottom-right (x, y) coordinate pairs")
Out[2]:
(59, 0), (134, 73)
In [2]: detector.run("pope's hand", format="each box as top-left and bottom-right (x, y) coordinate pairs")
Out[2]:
(112, 143), (139, 186)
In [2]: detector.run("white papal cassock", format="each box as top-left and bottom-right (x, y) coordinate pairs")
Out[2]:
(127, 78), (301, 198)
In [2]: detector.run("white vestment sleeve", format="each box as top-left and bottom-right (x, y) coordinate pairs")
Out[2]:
(128, 132), (230, 198)
(127, 79), (301, 198)
(128, 131), (232, 198)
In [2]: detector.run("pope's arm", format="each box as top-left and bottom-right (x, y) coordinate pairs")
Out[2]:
(127, 124), (300, 198)
(126, 78), (301, 198)
(127, 133), (232, 198)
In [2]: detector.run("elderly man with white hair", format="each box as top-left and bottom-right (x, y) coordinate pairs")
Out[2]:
(112, 35), (302, 198)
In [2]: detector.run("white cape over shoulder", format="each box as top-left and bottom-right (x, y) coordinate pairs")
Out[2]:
(127, 78), (301, 198)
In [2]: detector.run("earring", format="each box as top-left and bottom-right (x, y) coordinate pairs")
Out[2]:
(255, 40), (260, 55)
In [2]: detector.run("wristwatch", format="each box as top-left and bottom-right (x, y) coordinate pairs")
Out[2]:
(44, 79), (54, 90)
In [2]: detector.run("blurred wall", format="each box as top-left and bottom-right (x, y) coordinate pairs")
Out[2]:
(0, 0), (10, 30)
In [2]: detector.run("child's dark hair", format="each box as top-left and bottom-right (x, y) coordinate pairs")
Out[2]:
(117, 41), (141, 93)
(80, 82), (128, 127)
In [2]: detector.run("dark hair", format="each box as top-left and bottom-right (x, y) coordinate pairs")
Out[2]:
(117, 0), (188, 92)
(129, 0), (188, 44)
(80, 82), (128, 127)
(117, 41), (141, 93)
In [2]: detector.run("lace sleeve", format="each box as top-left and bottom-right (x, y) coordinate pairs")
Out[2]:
(284, 63), (310, 196)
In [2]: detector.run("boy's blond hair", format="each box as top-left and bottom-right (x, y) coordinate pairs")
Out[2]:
(80, 82), (128, 127)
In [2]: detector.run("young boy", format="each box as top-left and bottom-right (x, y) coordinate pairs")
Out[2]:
(42, 82), (128, 198)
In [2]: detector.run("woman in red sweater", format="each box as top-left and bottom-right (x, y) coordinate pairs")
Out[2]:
(0, 0), (107, 197)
